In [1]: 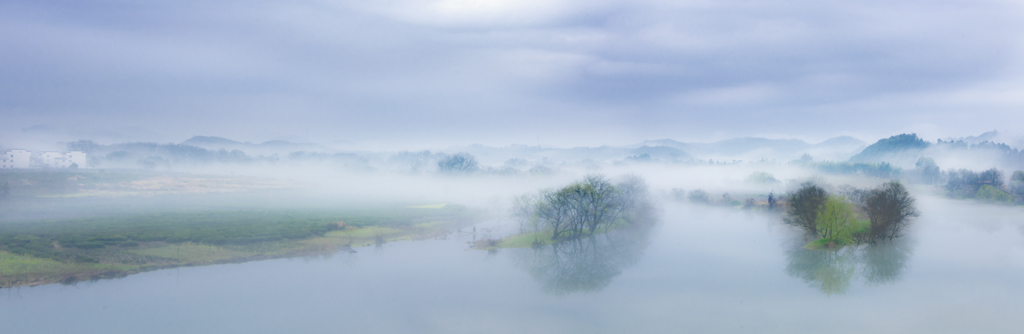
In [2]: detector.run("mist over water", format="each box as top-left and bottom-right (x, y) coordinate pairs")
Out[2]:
(3, 194), (1024, 333)
(5, 0), (1024, 330)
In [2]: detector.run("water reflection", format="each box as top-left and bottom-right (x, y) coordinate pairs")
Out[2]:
(785, 247), (857, 296)
(513, 223), (654, 295)
(784, 239), (914, 295)
(861, 240), (913, 285)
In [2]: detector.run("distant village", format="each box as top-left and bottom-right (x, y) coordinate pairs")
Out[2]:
(1, 149), (87, 169)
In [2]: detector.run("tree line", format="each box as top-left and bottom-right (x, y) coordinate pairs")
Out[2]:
(941, 167), (1023, 203)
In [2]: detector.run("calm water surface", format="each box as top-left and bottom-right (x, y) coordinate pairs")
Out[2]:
(3, 197), (1024, 333)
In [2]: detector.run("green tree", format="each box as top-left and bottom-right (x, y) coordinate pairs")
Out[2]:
(746, 171), (780, 185)
(816, 196), (856, 245)
(914, 157), (940, 184)
(1010, 171), (1024, 203)
(976, 185), (1014, 203)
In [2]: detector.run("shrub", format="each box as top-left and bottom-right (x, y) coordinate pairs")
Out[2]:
(688, 189), (710, 204)
(976, 185), (1014, 203)
(746, 172), (780, 185)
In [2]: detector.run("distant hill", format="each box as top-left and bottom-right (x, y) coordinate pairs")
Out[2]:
(947, 130), (999, 144)
(848, 134), (930, 164)
(847, 132), (1024, 170)
(452, 144), (693, 165)
(179, 136), (328, 154)
(181, 136), (242, 147)
(817, 136), (865, 147)
(634, 136), (865, 161)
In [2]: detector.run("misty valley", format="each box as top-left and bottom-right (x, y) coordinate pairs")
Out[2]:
(1, 132), (1024, 333)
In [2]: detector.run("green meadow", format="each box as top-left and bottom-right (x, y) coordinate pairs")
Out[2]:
(0, 204), (479, 287)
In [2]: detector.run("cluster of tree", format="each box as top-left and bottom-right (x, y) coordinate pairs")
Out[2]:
(668, 188), (755, 208)
(863, 182), (920, 241)
(934, 138), (1024, 167)
(745, 171), (781, 185)
(513, 175), (650, 240)
(687, 189), (710, 204)
(944, 168), (1022, 203)
(387, 151), (551, 176)
(437, 152), (479, 174)
(1013, 171), (1024, 202)
(911, 157), (941, 184)
(785, 181), (918, 245)
(68, 140), (258, 168)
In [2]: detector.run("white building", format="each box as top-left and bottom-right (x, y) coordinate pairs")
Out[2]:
(1, 149), (31, 169)
(38, 151), (87, 168)
(66, 151), (87, 168)
(40, 152), (67, 168)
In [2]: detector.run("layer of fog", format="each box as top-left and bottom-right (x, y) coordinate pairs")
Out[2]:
(4, 130), (1024, 224)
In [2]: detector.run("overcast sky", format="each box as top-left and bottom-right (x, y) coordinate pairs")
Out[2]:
(2, 0), (1024, 149)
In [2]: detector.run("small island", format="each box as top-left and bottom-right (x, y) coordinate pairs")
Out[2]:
(785, 180), (918, 249)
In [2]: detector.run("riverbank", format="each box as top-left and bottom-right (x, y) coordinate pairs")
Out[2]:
(0, 204), (481, 288)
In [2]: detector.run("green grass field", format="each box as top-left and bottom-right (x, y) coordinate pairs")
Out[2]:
(0, 204), (480, 287)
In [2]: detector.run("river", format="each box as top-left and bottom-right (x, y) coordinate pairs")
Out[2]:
(3, 196), (1024, 333)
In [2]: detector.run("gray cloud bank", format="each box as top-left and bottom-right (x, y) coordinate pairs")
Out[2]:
(2, 0), (1023, 149)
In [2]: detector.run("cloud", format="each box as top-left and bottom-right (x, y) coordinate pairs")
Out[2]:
(1, 0), (1023, 147)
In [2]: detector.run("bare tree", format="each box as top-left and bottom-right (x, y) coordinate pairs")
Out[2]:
(437, 152), (479, 174)
(864, 181), (919, 242)
(614, 174), (648, 216)
(537, 189), (571, 239)
(511, 193), (540, 234)
(581, 175), (618, 234)
(785, 182), (828, 235)
(525, 174), (649, 241)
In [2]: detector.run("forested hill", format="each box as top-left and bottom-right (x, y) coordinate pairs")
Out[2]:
(849, 133), (1024, 170)
(848, 134), (931, 163)
(635, 136), (866, 161)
